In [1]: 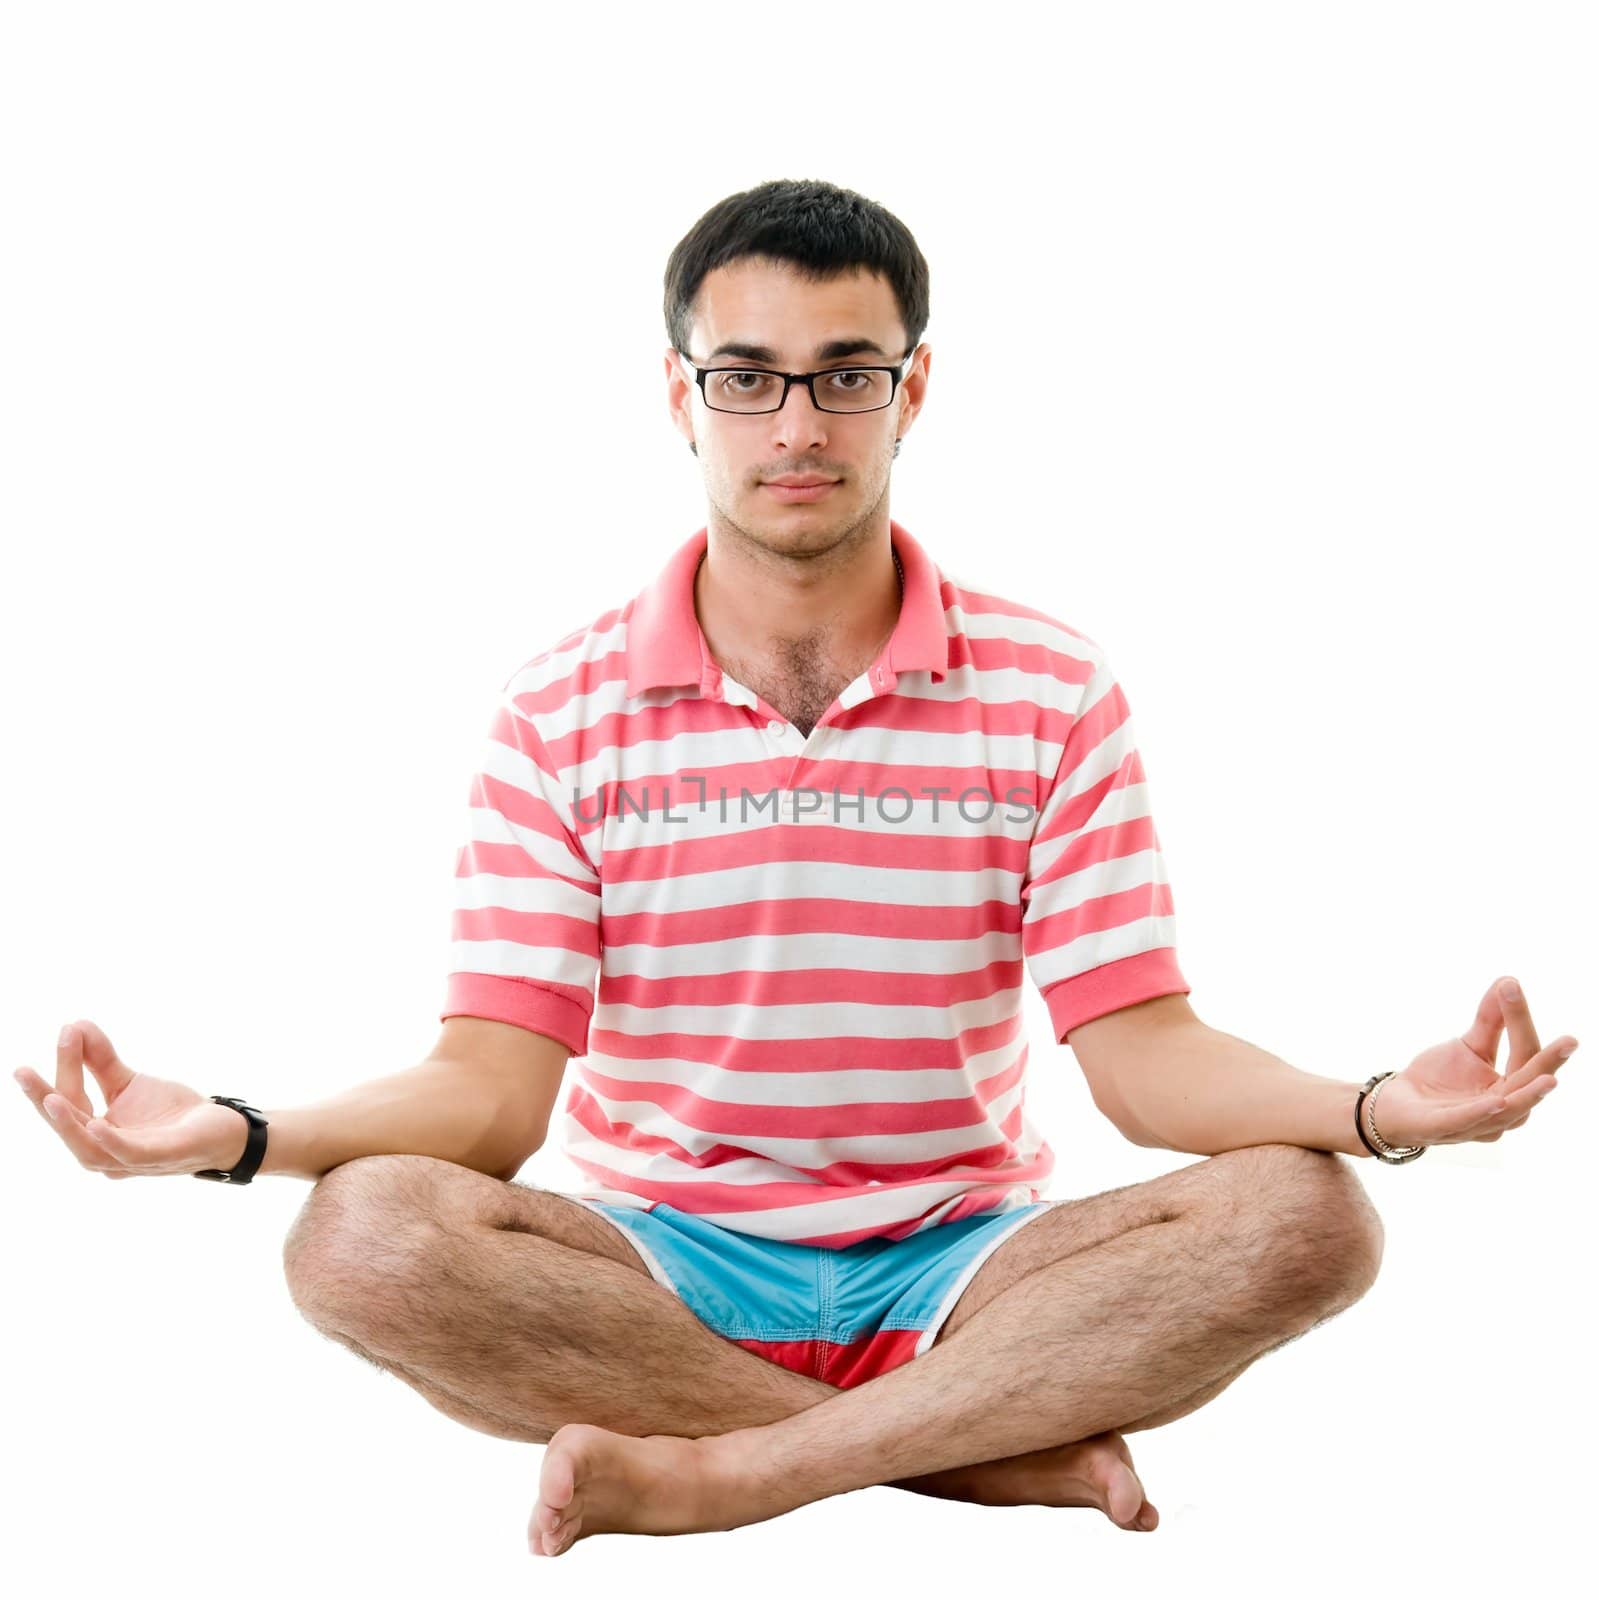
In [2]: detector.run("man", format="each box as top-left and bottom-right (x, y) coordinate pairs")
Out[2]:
(16, 179), (1576, 1558)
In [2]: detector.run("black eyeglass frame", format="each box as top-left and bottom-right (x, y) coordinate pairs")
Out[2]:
(676, 348), (917, 415)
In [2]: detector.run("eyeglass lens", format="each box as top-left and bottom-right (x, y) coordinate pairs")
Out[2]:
(702, 368), (894, 414)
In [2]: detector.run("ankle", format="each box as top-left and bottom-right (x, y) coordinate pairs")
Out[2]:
(693, 1428), (784, 1524)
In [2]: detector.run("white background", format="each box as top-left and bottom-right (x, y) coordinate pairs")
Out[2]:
(3, 3), (1593, 1595)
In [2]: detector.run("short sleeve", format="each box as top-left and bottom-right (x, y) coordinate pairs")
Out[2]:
(1021, 652), (1190, 1043)
(439, 683), (602, 1055)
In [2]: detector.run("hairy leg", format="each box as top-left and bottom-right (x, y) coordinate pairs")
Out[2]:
(284, 1147), (1376, 1521)
(285, 1156), (1153, 1510)
(522, 1144), (1383, 1549)
(283, 1156), (823, 1438)
(725, 1143), (1381, 1494)
(290, 1157), (1156, 1513)
(912, 1145), (1381, 1437)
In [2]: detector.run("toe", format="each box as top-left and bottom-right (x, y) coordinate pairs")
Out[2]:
(1106, 1461), (1147, 1527)
(541, 1431), (579, 1511)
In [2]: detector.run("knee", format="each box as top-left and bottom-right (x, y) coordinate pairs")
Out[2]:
(281, 1154), (451, 1331)
(1227, 1143), (1386, 1313)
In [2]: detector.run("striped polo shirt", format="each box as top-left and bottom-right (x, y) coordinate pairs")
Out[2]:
(441, 519), (1190, 1247)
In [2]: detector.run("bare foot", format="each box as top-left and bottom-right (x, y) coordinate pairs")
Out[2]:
(529, 1423), (757, 1557)
(529, 1422), (1157, 1557)
(920, 1430), (1159, 1530)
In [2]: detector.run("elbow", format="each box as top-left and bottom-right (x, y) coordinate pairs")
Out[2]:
(1083, 1074), (1165, 1149)
(493, 1140), (543, 1185)
(1114, 1119), (1170, 1151)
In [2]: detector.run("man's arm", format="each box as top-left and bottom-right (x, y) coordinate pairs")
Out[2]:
(257, 1016), (571, 1182)
(1067, 994), (1371, 1158)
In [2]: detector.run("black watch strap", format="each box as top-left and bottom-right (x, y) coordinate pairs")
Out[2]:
(194, 1096), (269, 1184)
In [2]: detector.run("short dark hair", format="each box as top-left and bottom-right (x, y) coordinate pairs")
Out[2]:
(664, 178), (930, 361)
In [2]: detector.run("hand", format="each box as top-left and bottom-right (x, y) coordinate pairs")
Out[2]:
(1370, 977), (1578, 1149)
(14, 1020), (250, 1178)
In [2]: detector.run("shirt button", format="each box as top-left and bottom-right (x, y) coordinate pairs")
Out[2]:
(767, 719), (784, 735)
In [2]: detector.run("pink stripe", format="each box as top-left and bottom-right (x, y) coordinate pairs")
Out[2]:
(599, 960), (1025, 1012)
(603, 895), (1019, 948)
(572, 1047), (1028, 1142)
(440, 521), (1187, 1245)
(587, 1008), (1024, 1070)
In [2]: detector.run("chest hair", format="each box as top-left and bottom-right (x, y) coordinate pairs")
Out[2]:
(724, 631), (875, 739)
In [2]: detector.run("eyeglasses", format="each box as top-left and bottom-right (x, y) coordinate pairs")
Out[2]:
(677, 349), (915, 414)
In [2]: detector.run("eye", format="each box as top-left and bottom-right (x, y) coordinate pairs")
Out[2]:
(826, 369), (870, 390)
(717, 370), (779, 394)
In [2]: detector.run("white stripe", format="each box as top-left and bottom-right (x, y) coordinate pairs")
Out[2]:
(600, 857), (1024, 916)
(566, 1072), (1029, 1172)
(589, 985), (1027, 1042)
(580, 1035), (1028, 1105)
(1025, 917), (1181, 990)
(447, 936), (596, 988)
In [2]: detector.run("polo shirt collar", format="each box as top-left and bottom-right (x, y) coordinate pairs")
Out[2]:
(624, 518), (951, 699)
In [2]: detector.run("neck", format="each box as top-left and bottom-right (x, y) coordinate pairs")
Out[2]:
(694, 516), (902, 667)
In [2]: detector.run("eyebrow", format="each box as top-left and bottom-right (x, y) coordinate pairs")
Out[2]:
(705, 337), (895, 364)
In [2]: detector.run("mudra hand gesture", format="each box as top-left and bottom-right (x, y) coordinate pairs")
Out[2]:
(1372, 977), (1577, 1149)
(14, 1020), (249, 1179)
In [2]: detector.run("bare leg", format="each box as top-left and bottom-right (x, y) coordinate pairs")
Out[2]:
(521, 1144), (1383, 1553)
(284, 1157), (827, 1436)
(283, 1156), (1169, 1520)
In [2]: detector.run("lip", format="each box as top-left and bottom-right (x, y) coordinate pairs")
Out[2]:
(762, 479), (839, 502)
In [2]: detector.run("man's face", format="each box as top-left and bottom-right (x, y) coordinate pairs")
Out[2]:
(666, 255), (929, 557)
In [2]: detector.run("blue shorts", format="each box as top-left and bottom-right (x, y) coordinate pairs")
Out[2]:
(570, 1197), (1058, 1389)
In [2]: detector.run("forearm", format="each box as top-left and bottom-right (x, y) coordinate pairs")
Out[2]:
(1116, 1023), (1372, 1158)
(257, 1058), (531, 1182)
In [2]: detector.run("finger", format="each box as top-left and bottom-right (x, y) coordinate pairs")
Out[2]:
(16, 1064), (56, 1121)
(1453, 1074), (1560, 1141)
(1500, 1034), (1578, 1098)
(55, 1024), (95, 1117)
(1460, 981), (1508, 1065)
(68, 1018), (136, 1105)
(1403, 1093), (1502, 1143)
(40, 1091), (130, 1173)
(1500, 1093), (1548, 1133)
(1405, 1074), (1553, 1143)
(15, 1065), (93, 1142)
(18, 1064), (178, 1173)
(1495, 977), (1542, 1071)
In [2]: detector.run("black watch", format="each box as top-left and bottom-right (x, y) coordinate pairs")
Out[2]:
(194, 1096), (270, 1184)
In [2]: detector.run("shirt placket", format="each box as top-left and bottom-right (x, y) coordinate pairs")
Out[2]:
(715, 652), (901, 827)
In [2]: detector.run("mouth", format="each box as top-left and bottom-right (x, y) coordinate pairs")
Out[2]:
(761, 479), (840, 503)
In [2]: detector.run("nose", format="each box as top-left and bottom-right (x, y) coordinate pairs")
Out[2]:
(766, 376), (830, 453)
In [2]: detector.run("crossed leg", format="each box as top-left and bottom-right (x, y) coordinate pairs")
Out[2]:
(283, 1142), (1382, 1554)
(283, 1154), (1172, 1521)
(522, 1142), (1382, 1552)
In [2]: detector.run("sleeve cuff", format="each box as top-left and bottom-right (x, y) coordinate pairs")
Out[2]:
(440, 973), (591, 1056)
(1043, 946), (1191, 1044)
